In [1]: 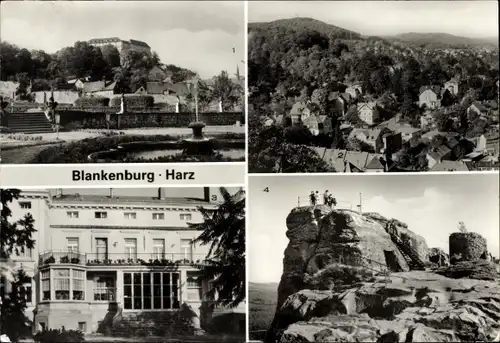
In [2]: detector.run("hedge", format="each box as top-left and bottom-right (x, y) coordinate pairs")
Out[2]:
(74, 96), (109, 107)
(34, 329), (84, 343)
(110, 95), (154, 107)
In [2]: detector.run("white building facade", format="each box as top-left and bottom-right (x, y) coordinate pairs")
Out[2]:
(1, 189), (244, 335)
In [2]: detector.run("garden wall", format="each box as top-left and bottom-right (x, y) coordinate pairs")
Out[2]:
(59, 111), (245, 129)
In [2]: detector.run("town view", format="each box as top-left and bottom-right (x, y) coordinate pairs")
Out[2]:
(248, 1), (499, 173)
(0, 1), (245, 164)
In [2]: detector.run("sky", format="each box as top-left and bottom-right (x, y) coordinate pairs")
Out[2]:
(248, 174), (499, 283)
(0, 1), (245, 79)
(45, 187), (241, 201)
(249, 1), (499, 38)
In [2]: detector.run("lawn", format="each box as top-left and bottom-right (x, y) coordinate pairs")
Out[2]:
(248, 282), (278, 341)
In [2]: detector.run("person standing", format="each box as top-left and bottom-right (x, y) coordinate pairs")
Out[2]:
(309, 191), (316, 206)
(315, 191), (320, 205)
(323, 190), (330, 205)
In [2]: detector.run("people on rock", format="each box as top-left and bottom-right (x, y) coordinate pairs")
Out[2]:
(309, 191), (316, 206)
(315, 191), (320, 205)
(323, 190), (330, 205)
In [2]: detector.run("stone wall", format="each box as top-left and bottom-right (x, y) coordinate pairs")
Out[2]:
(449, 232), (488, 263)
(58, 111), (245, 129)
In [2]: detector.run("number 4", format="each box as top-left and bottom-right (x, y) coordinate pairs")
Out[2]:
(263, 187), (269, 193)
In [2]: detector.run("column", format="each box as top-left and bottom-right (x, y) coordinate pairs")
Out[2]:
(50, 269), (55, 301)
(179, 269), (187, 304)
(115, 270), (123, 306)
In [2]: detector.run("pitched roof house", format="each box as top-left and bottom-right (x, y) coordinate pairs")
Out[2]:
(426, 145), (452, 169)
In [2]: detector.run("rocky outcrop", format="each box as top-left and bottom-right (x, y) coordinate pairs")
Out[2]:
(434, 260), (498, 281)
(270, 272), (500, 342)
(449, 232), (488, 264)
(429, 248), (450, 267)
(276, 206), (409, 310)
(267, 206), (500, 342)
(364, 212), (429, 266)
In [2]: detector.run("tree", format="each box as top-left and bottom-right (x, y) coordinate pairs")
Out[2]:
(1, 269), (31, 342)
(190, 188), (246, 308)
(1, 189), (37, 342)
(1, 189), (36, 259)
(211, 71), (241, 111)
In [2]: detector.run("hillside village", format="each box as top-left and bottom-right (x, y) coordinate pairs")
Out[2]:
(249, 18), (499, 172)
(0, 37), (244, 114)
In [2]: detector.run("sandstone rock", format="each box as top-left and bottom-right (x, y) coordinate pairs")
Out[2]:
(271, 271), (500, 342)
(434, 260), (498, 281)
(365, 212), (429, 265)
(276, 207), (409, 309)
(429, 248), (450, 267)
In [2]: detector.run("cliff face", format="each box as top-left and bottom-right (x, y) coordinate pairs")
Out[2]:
(276, 206), (409, 310)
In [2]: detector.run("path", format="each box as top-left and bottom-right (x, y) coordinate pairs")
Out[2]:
(0, 142), (64, 164)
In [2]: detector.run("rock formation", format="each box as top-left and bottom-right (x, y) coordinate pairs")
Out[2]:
(267, 206), (500, 342)
(429, 247), (450, 267)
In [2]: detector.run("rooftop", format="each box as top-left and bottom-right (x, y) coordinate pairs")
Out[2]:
(51, 194), (213, 207)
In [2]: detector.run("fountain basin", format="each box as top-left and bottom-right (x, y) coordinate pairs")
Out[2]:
(88, 139), (245, 162)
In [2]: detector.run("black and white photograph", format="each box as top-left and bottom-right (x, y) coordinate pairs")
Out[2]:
(248, 174), (500, 342)
(248, 0), (499, 173)
(0, 187), (246, 343)
(0, 1), (245, 164)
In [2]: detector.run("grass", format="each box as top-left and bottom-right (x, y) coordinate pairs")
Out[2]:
(248, 282), (278, 340)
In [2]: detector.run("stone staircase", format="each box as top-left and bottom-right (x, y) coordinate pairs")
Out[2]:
(389, 231), (426, 270)
(109, 310), (193, 337)
(5, 112), (53, 133)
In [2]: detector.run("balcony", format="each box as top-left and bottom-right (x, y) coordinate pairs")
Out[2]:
(85, 253), (209, 267)
(39, 251), (86, 266)
(38, 251), (209, 268)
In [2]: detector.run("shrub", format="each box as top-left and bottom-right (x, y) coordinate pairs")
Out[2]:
(74, 96), (110, 107)
(110, 95), (154, 108)
(306, 263), (376, 290)
(34, 328), (84, 343)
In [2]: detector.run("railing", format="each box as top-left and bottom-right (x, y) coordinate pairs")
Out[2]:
(38, 251), (210, 268)
(85, 252), (209, 266)
(39, 251), (86, 266)
(296, 195), (353, 210)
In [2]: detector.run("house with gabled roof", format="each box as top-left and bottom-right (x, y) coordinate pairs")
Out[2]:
(443, 78), (459, 96)
(348, 128), (384, 153)
(365, 156), (385, 173)
(303, 115), (332, 136)
(356, 101), (379, 125)
(426, 145), (453, 169)
(419, 85), (441, 109)
(82, 80), (118, 98)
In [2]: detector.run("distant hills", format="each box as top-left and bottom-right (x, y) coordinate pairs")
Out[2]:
(249, 282), (278, 338)
(248, 17), (361, 40)
(385, 32), (499, 48)
(249, 17), (498, 48)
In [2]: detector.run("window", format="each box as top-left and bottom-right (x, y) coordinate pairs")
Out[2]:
(123, 272), (179, 310)
(67, 238), (79, 252)
(152, 213), (164, 220)
(180, 239), (193, 261)
(66, 211), (79, 219)
(186, 272), (203, 301)
(43, 269), (85, 301)
(179, 213), (192, 221)
(94, 277), (115, 301)
(152, 239), (165, 260)
(95, 212), (107, 219)
(19, 202), (31, 209)
(21, 278), (33, 303)
(124, 238), (137, 259)
(124, 212), (137, 220)
(41, 270), (50, 300)
(95, 238), (108, 261)
(72, 270), (85, 300)
(78, 322), (87, 332)
(54, 269), (70, 300)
